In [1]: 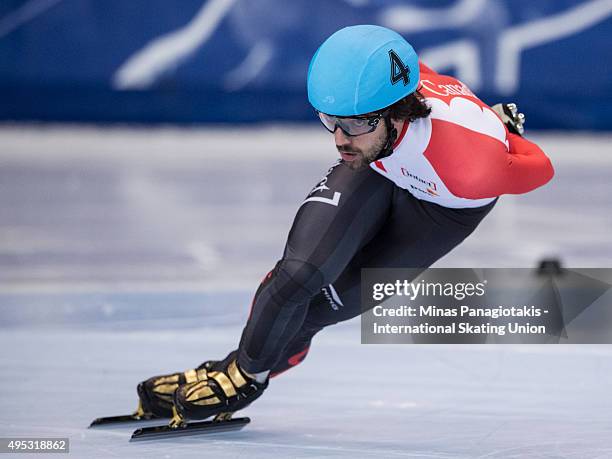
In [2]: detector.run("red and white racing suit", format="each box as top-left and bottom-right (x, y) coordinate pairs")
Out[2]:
(237, 63), (554, 375)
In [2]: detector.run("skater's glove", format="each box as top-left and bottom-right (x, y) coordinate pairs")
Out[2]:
(491, 102), (525, 136)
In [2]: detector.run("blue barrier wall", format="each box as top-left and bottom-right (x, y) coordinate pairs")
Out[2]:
(1, 0), (611, 129)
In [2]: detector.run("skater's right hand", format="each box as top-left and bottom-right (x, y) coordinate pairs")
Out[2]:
(491, 102), (526, 136)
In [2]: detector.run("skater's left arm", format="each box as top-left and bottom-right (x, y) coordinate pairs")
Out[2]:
(434, 133), (554, 200)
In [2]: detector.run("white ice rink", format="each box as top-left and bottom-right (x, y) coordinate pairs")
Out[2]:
(1, 126), (611, 458)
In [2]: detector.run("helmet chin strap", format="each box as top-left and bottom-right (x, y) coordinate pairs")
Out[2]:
(374, 114), (398, 161)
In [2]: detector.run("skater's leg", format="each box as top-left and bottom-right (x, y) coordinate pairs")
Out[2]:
(172, 181), (495, 420)
(171, 162), (394, 420)
(238, 161), (394, 374)
(269, 189), (496, 375)
(306, 188), (497, 324)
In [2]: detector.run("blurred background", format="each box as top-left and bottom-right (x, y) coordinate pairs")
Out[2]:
(1, 0), (611, 127)
(1, 1), (612, 457)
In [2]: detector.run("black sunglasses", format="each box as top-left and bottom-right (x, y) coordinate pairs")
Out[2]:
(316, 110), (387, 136)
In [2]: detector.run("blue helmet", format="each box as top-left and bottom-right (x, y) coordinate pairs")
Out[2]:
(307, 25), (419, 116)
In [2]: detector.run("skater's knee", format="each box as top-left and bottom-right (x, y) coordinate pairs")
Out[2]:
(273, 258), (326, 303)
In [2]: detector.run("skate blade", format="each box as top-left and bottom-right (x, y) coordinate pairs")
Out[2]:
(89, 413), (164, 428)
(129, 417), (250, 442)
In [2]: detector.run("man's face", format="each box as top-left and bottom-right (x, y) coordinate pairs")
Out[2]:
(335, 118), (388, 170)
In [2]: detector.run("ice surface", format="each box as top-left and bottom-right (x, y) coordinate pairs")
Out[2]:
(2, 322), (612, 458)
(1, 126), (611, 457)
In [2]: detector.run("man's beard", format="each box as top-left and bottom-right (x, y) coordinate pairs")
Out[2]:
(337, 130), (388, 170)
